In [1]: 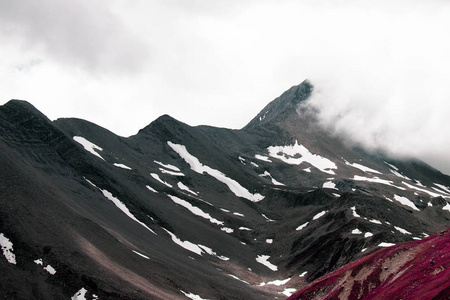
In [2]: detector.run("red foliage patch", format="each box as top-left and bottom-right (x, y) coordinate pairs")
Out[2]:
(288, 228), (450, 300)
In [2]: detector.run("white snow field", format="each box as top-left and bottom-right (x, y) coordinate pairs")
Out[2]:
(168, 142), (264, 202)
(0, 233), (16, 264)
(73, 136), (105, 160)
(267, 141), (337, 175)
(393, 194), (419, 211)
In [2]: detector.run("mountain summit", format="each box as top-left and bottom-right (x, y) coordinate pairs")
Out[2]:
(0, 82), (449, 299)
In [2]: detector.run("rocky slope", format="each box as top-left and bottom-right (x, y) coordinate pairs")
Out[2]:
(287, 227), (450, 300)
(0, 80), (449, 299)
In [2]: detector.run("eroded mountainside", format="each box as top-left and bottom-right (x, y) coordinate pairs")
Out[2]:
(0, 81), (449, 299)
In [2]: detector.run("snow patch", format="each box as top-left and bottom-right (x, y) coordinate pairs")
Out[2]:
(256, 255), (278, 271)
(221, 227), (234, 234)
(434, 183), (450, 194)
(177, 182), (198, 196)
(150, 173), (173, 188)
(364, 232), (373, 238)
(345, 160), (381, 174)
(353, 175), (406, 190)
(180, 290), (208, 300)
(255, 154), (272, 162)
(0, 233), (16, 264)
(44, 265), (56, 275)
(267, 278), (291, 286)
(369, 219), (382, 225)
(239, 227), (252, 231)
(378, 242), (395, 247)
(443, 202), (450, 211)
(296, 222), (308, 231)
(394, 226), (411, 235)
(312, 210), (328, 220)
(154, 160), (180, 171)
(159, 168), (184, 176)
(167, 195), (223, 225)
(267, 141), (337, 175)
(299, 271), (308, 277)
(233, 212), (244, 217)
(390, 169), (411, 181)
(322, 181), (336, 189)
(262, 214), (275, 222)
(393, 194), (419, 211)
(385, 162), (399, 171)
(282, 288), (297, 297)
(266, 239), (273, 244)
(132, 250), (150, 259)
(168, 142), (264, 202)
(198, 245), (229, 261)
(228, 274), (249, 284)
(86, 180), (156, 235)
(402, 181), (443, 198)
(34, 258), (43, 265)
(163, 229), (203, 255)
(351, 206), (360, 218)
(145, 185), (158, 193)
(113, 163), (131, 170)
(259, 171), (284, 186)
(303, 167), (311, 173)
(352, 229), (362, 234)
(73, 136), (104, 160)
(71, 288), (87, 300)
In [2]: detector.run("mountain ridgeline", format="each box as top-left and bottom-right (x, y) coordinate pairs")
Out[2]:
(0, 80), (449, 299)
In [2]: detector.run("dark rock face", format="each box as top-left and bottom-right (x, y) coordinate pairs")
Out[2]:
(0, 81), (449, 299)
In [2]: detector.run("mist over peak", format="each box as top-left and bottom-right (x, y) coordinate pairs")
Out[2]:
(302, 76), (450, 175)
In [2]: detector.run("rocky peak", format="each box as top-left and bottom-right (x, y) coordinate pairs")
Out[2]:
(244, 80), (313, 130)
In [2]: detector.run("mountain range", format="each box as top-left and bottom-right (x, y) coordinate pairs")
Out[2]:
(0, 80), (449, 299)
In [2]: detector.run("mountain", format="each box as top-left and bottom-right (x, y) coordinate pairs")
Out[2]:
(287, 227), (450, 300)
(0, 80), (449, 299)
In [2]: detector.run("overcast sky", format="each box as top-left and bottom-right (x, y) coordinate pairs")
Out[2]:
(1, 0), (450, 174)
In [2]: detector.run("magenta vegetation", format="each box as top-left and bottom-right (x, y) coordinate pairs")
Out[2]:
(288, 227), (450, 300)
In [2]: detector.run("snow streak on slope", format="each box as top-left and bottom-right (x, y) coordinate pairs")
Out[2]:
(159, 168), (184, 176)
(162, 228), (203, 255)
(256, 255), (278, 271)
(353, 175), (406, 190)
(73, 136), (105, 160)
(296, 222), (308, 231)
(402, 181), (444, 198)
(167, 195), (223, 225)
(154, 160), (181, 171)
(260, 171), (285, 186)
(344, 160), (381, 174)
(85, 179), (156, 234)
(177, 182), (198, 195)
(393, 194), (419, 211)
(113, 163), (132, 170)
(150, 173), (173, 188)
(162, 229), (229, 261)
(168, 142), (264, 202)
(267, 141), (337, 175)
(0, 233), (16, 264)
